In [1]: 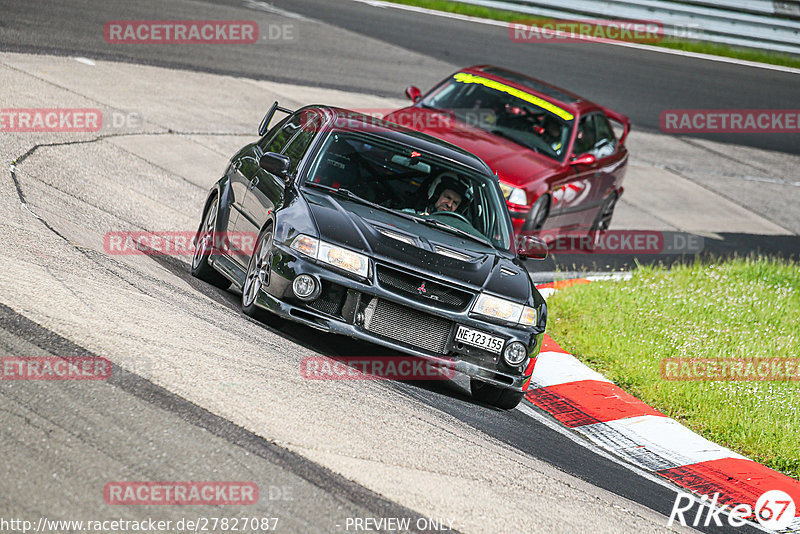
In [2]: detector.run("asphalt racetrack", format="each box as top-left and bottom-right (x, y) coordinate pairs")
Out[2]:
(0, 1), (798, 532)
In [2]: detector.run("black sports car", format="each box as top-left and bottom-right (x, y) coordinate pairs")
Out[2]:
(191, 104), (548, 409)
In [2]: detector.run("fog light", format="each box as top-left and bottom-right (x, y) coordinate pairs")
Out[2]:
(503, 341), (528, 366)
(292, 274), (319, 301)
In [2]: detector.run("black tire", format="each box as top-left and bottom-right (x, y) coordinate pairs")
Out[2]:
(522, 194), (550, 232)
(470, 379), (524, 410)
(587, 192), (618, 250)
(190, 197), (231, 290)
(241, 225), (274, 319)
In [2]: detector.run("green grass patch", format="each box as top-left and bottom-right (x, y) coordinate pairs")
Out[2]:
(546, 257), (800, 479)
(387, 0), (800, 69)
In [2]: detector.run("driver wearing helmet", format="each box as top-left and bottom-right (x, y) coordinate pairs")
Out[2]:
(419, 172), (470, 215)
(539, 115), (564, 154)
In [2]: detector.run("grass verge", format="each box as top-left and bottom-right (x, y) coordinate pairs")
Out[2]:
(386, 0), (800, 69)
(545, 257), (800, 479)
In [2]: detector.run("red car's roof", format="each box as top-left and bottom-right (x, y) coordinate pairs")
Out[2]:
(462, 65), (602, 117)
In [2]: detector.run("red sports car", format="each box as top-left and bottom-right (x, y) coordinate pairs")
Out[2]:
(385, 66), (630, 237)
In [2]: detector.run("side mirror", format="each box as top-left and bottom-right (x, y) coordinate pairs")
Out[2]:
(570, 153), (596, 166)
(259, 152), (291, 180)
(405, 86), (422, 103)
(517, 235), (548, 260)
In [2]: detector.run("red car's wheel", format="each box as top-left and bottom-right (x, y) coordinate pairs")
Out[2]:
(587, 192), (618, 249)
(522, 194), (550, 232)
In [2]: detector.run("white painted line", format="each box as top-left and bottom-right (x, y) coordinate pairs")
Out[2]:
(73, 57), (96, 66)
(579, 415), (746, 471)
(350, 0), (800, 75)
(530, 350), (612, 388)
(516, 403), (776, 533)
(538, 287), (556, 299)
(241, 0), (315, 21)
(585, 272), (633, 282)
(516, 402), (690, 494)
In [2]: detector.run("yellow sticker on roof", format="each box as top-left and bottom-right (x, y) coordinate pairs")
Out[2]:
(453, 72), (574, 121)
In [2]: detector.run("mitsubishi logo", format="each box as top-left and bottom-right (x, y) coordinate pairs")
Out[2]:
(417, 282), (427, 294)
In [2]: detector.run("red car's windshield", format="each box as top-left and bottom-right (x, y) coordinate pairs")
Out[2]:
(420, 73), (575, 162)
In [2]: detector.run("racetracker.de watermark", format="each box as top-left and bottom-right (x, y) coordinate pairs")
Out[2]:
(661, 358), (800, 381)
(508, 19), (665, 44)
(661, 109), (800, 133)
(104, 482), (258, 505)
(335, 108), (497, 132)
(1, 356), (112, 380)
(525, 230), (704, 254)
(0, 108), (147, 133)
(103, 20), (296, 44)
(0, 108), (102, 132)
(300, 356), (456, 381)
(103, 231), (257, 256)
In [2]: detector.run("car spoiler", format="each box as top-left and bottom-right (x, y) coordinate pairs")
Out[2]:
(258, 101), (295, 136)
(603, 107), (631, 146)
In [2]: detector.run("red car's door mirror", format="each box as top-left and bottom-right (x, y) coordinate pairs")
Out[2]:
(570, 153), (596, 166)
(517, 235), (549, 260)
(405, 86), (422, 103)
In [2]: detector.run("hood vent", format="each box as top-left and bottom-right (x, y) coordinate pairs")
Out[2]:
(375, 227), (417, 245)
(372, 222), (475, 262)
(433, 245), (472, 262)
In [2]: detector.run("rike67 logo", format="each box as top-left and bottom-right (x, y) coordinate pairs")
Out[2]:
(668, 490), (796, 530)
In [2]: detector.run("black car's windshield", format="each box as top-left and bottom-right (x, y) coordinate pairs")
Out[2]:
(304, 132), (514, 251)
(420, 72), (575, 162)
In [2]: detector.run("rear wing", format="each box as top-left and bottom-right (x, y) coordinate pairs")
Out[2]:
(258, 101), (295, 136)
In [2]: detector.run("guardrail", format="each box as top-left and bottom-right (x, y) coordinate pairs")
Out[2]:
(449, 0), (800, 55)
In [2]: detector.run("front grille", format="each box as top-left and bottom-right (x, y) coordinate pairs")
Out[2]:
(306, 281), (345, 317)
(361, 298), (452, 354)
(376, 265), (473, 310)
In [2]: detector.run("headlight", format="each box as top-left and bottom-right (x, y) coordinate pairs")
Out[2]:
(319, 242), (369, 276)
(499, 182), (527, 205)
(290, 235), (369, 277)
(472, 293), (538, 326)
(472, 294), (523, 322)
(519, 306), (538, 326)
(291, 235), (318, 257)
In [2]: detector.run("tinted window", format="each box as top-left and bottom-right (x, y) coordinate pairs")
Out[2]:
(261, 114), (303, 153)
(573, 116), (595, 156)
(282, 111), (322, 173)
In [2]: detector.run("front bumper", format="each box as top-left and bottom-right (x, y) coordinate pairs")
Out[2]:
(255, 243), (543, 391)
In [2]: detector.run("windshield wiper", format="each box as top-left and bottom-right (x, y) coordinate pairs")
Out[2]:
(303, 182), (421, 223)
(416, 217), (493, 247)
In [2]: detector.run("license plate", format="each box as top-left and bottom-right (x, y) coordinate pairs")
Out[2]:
(455, 325), (504, 354)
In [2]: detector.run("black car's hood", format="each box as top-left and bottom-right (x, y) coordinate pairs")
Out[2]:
(303, 190), (533, 303)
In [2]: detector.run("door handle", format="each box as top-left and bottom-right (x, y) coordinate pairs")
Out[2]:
(248, 176), (259, 190)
